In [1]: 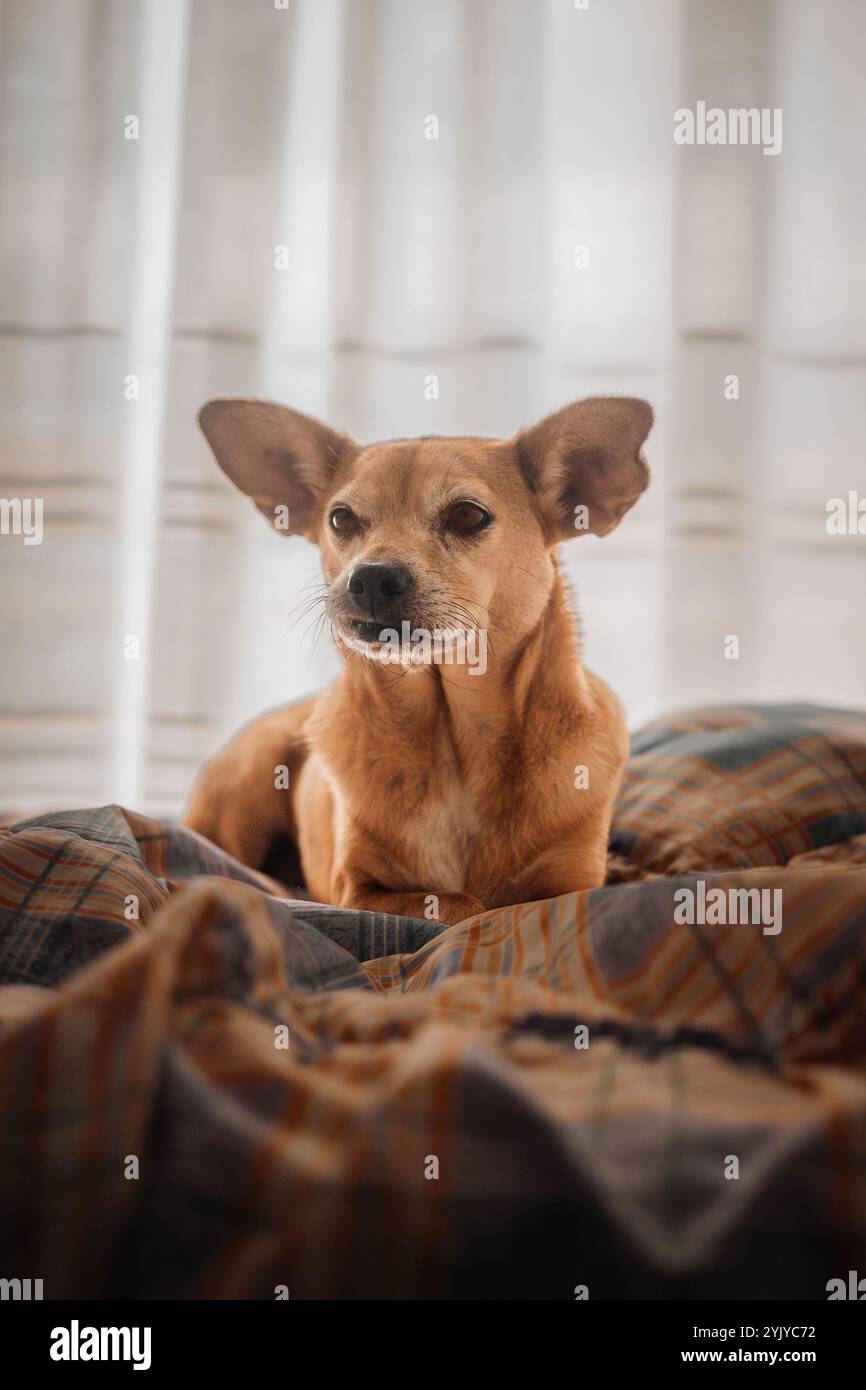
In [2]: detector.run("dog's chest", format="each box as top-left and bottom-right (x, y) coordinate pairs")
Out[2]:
(393, 763), (481, 893)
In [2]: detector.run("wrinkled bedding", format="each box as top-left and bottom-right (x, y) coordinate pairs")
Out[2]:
(1, 703), (865, 1299)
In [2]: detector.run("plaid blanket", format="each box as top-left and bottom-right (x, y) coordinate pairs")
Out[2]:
(1, 703), (865, 1299)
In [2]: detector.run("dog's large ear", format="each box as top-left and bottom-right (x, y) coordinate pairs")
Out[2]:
(514, 397), (652, 541)
(198, 399), (356, 538)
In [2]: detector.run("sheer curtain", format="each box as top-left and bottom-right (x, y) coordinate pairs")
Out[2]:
(1, 0), (864, 814)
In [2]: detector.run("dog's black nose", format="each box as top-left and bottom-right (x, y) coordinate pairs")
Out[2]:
(347, 564), (414, 619)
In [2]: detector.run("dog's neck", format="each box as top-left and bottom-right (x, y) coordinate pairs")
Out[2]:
(336, 561), (588, 746)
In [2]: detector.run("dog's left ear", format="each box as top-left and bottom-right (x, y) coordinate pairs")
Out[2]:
(514, 397), (653, 541)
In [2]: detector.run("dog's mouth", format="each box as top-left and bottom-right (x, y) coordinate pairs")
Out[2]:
(344, 617), (394, 645)
(327, 589), (490, 672)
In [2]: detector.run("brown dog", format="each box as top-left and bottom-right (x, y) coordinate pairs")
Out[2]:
(184, 396), (652, 925)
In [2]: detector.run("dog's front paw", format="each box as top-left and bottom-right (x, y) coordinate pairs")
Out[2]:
(346, 886), (486, 925)
(430, 893), (487, 925)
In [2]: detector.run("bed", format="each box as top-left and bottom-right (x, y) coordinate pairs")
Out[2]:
(1, 702), (865, 1299)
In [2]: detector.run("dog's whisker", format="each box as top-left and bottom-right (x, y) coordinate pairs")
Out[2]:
(286, 593), (325, 622)
(283, 585), (329, 625)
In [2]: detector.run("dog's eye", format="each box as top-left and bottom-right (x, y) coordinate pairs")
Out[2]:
(329, 506), (361, 537)
(444, 501), (492, 535)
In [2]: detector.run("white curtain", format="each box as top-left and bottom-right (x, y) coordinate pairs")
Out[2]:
(1, 0), (864, 815)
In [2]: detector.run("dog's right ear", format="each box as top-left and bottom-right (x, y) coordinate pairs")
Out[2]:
(198, 399), (356, 539)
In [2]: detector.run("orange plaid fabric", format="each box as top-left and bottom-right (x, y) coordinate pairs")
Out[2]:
(1, 704), (864, 1298)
